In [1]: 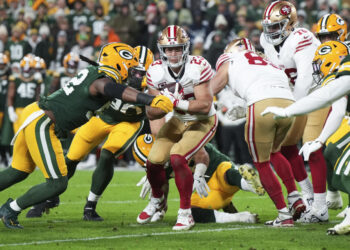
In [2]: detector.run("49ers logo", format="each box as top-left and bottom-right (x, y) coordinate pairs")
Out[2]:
(280, 5), (291, 16)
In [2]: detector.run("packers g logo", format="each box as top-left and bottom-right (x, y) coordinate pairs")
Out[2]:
(143, 134), (154, 144)
(119, 49), (133, 60)
(318, 45), (332, 55)
(336, 18), (345, 25)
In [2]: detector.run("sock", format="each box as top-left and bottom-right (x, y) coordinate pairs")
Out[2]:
(191, 207), (215, 223)
(0, 167), (29, 191)
(281, 145), (308, 181)
(314, 192), (327, 208)
(65, 156), (79, 180)
(225, 168), (242, 188)
(9, 200), (22, 212)
(146, 161), (166, 198)
(170, 154), (193, 209)
(87, 191), (101, 202)
(16, 177), (68, 209)
(241, 178), (251, 192)
(254, 161), (286, 210)
(90, 149), (114, 195)
(298, 177), (313, 196)
(270, 152), (297, 194)
(309, 148), (327, 193)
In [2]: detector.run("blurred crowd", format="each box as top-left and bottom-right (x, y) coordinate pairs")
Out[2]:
(0, 0), (350, 166)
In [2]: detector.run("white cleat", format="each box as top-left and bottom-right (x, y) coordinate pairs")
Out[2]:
(172, 208), (195, 231)
(265, 211), (294, 227)
(150, 209), (166, 222)
(236, 211), (259, 223)
(301, 191), (314, 210)
(326, 190), (343, 210)
(298, 205), (329, 223)
(137, 196), (166, 224)
(327, 208), (350, 235)
(336, 206), (349, 218)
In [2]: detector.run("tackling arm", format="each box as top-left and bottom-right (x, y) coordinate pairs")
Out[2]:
(210, 62), (229, 95)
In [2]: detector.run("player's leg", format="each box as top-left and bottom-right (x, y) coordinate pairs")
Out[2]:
(83, 121), (143, 221)
(138, 118), (179, 224)
(299, 107), (330, 223)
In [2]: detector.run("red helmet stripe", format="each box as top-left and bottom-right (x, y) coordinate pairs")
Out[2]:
(264, 1), (280, 20)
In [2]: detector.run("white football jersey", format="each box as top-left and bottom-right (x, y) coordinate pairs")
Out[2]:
(260, 28), (320, 100)
(146, 55), (216, 121)
(217, 51), (295, 106)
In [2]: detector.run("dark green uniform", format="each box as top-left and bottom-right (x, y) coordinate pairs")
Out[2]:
(11, 76), (41, 108)
(4, 40), (32, 63)
(0, 74), (9, 113)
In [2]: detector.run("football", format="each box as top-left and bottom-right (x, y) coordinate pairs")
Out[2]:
(162, 82), (184, 95)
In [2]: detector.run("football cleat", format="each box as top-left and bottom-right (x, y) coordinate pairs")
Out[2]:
(287, 191), (306, 221)
(238, 164), (265, 196)
(0, 198), (23, 229)
(172, 208), (195, 231)
(83, 201), (103, 221)
(327, 208), (350, 235)
(222, 201), (238, 214)
(26, 196), (60, 218)
(150, 209), (166, 223)
(326, 190), (343, 210)
(301, 191), (314, 209)
(298, 205), (329, 223)
(236, 211), (259, 223)
(137, 196), (167, 224)
(336, 206), (349, 218)
(265, 211), (293, 227)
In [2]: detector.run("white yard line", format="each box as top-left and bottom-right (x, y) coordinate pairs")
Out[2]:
(0, 226), (266, 247)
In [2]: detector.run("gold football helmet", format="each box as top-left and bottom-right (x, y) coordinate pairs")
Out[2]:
(128, 46), (154, 89)
(224, 38), (256, 54)
(98, 42), (138, 83)
(33, 56), (46, 73)
(261, 1), (297, 45)
(157, 25), (190, 68)
(132, 134), (155, 168)
(0, 53), (9, 75)
(315, 13), (347, 43)
(20, 55), (35, 78)
(63, 52), (80, 75)
(312, 41), (349, 85)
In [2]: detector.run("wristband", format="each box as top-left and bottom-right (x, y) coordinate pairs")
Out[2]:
(136, 92), (154, 105)
(194, 163), (207, 176)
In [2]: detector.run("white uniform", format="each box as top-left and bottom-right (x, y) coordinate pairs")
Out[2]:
(260, 28), (320, 100)
(146, 55), (216, 121)
(217, 51), (295, 106)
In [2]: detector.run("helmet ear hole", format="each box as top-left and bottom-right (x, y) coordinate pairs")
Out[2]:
(103, 53), (108, 57)
(116, 64), (121, 71)
(325, 62), (332, 67)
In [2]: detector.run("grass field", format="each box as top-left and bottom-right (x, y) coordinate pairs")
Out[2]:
(0, 169), (349, 249)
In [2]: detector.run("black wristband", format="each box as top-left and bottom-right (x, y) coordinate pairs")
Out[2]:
(104, 81), (127, 100)
(136, 92), (155, 105)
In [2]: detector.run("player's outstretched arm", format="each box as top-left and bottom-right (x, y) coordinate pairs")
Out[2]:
(210, 62), (229, 95)
(146, 88), (169, 120)
(91, 78), (173, 114)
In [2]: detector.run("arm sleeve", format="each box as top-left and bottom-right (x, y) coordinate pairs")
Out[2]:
(103, 81), (127, 100)
(285, 75), (350, 116)
(317, 97), (347, 143)
(292, 45), (316, 100)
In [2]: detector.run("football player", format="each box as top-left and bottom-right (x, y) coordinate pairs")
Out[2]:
(25, 46), (155, 220)
(314, 13), (348, 211)
(260, 1), (327, 221)
(134, 134), (263, 224)
(0, 42), (173, 229)
(137, 25), (217, 231)
(262, 41), (350, 225)
(210, 38), (305, 227)
(0, 53), (11, 166)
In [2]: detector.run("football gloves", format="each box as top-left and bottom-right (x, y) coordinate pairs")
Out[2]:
(226, 104), (246, 121)
(8, 106), (18, 123)
(299, 140), (323, 161)
(150, 95), (173, 113)
(261, 106), (289, 119)
(136, 175), (151, 199)
(193, 173), (210, 198)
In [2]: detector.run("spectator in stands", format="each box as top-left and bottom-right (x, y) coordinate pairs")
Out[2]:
(4, 24), (31, 63)
(133, 0), (148, 46)
(32, 1), (50, 30)
(51, 30), (71, 71)
(204, 30), (226, 68)
(27, 28), (40, 53)
(192, 36), (204, 56)
(300, 0), (318, 27)
(93, 23), (120, 48)
(35, 24), (54, 67)
(71, 33), (93, 70)
(90, 3), (110, 38)
(167, 0), (193, 26)
(0, 25), (8, 53)
(246, 0), (264, 22)
(68, 0), (91, 32)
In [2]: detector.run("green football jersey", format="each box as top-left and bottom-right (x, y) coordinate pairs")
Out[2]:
(204, 143), (233, 179)
(336, 55), (350, 78)
(38, 66), (111, 132)
(0, 74), (9, 111)
(5, 40), (32, 63)
(12, 76), (41, 108)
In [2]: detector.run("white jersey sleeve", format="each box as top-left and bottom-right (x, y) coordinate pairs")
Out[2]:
(187, 56), (214, 85)
(146, 60), (165, 90)
(285, 75), (350, 116)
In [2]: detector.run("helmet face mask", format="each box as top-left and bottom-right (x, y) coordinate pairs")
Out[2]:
(20, 56), (34, 78)
(312, 41), (349, 85)
(262, 1), (297, 46)
(157, 25), (190, 68)
(128, 46), (154, 89)
(63, 52), (79, 75)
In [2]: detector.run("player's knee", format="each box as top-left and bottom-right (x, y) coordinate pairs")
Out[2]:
(50, 176), (68, 194)
(170, 154), (187, 171)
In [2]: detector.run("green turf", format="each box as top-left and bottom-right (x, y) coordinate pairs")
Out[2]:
(0, 169), (349, 249)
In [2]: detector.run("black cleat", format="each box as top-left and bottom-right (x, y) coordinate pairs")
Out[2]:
(0, 198), (23, 229)
(26, 196), (60, 218)
(83, 201), (103, 221)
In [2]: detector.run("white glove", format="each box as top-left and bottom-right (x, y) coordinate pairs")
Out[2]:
(8, 106), (18, 123)
(34, 72), (43, 82)
(160, 88), (176, 105)
(299, 140), (323, 161)
(193, 163), (210, 198)
(136, 175), (151, 199)
(261, 106), (289, 119)
(225, 104), (246, 121)
(172, 82), (184, 100)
